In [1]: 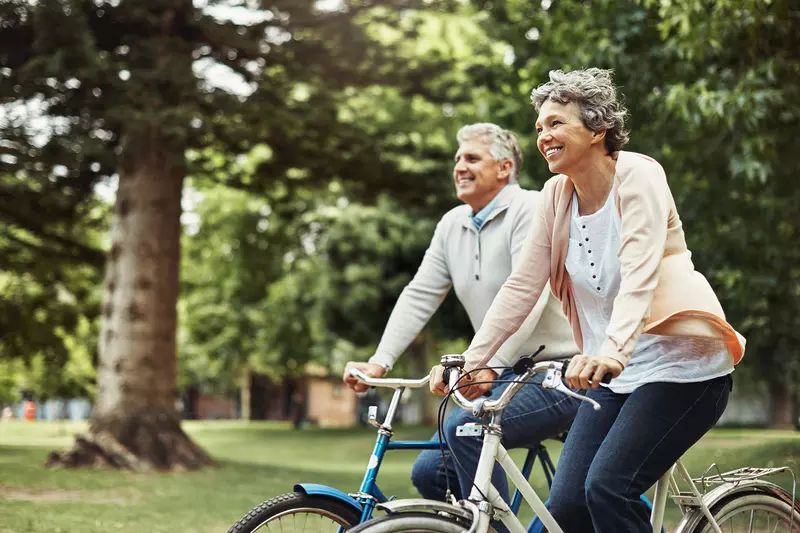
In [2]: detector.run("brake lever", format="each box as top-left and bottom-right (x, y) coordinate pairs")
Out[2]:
(542, 366), (602, 411)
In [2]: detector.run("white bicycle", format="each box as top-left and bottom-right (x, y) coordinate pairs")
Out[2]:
(347, 354), (800, 533)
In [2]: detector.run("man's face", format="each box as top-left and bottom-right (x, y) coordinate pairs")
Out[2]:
(453, 138), (510, 210)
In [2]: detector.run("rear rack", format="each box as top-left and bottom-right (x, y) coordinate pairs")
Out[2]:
(695, 464), (795, 493)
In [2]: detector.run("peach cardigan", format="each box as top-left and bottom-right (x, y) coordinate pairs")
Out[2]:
(463, 151), (746, 370)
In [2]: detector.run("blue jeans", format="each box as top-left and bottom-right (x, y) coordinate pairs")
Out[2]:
(411, 368), (582, 504)
(548, 374), (732, 533)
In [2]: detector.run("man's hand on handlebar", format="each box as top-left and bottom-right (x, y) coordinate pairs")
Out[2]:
(342, 362), (386, 392)
(565, 355), (623, 390)
(429, 365), (497, 400)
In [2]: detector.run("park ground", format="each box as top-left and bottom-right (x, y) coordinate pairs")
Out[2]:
(0, 420), (798, 533)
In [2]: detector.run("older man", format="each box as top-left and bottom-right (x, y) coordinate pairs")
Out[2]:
(342, 123), (580, 508)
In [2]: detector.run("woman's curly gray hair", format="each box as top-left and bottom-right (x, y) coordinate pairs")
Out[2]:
(530, 68), (629, 154)
(456, 123), (523, 183)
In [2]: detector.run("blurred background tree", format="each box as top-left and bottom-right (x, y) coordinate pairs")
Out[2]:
(0, 0), (465, 469)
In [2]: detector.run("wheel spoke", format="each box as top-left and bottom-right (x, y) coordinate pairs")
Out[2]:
(700, 494), (798, 533)
(265, 509), (351, 533)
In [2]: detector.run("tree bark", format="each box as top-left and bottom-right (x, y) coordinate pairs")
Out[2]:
(768, 383), (796, 429)
(409, 336), (435, 426)
(240, 366), (252, 421)
(47, 142), (213, 471)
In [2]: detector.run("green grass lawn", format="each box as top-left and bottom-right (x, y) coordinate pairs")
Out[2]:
(0, 420), (798, 533)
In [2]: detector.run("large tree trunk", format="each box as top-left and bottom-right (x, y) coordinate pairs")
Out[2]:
(47, 142), (213, 471)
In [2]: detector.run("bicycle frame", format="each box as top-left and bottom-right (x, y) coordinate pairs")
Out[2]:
(351, 385), (557, 524)
(384, 410), (673, 533)
(373, 361), (797, 533)
(429, 411), (747, 533)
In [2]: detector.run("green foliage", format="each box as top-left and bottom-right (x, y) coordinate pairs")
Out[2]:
(2, 0), (798, 400)
(315, 197), (438, 346)
(0, 0), (466, 393)
(178, 178), (331, 390)
(642, 0), (800, 389)
(0, 267), (100, 396)
(469, 0), (800, 393)
(0, 315), (96, 402)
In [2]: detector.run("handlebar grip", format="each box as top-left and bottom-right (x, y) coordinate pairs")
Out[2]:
(583, 372), (613, 386)
(442, 366), (457, 386)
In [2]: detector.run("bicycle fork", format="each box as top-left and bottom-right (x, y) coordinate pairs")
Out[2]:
(461, 413), (565, 533)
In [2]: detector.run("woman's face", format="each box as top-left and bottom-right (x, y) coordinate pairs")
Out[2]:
(535, 100), (604, 175)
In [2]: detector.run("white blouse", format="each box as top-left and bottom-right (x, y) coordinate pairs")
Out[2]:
(565, 188), (733, 394)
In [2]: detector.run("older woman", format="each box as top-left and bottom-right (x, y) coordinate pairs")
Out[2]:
(430, 68), (745, 533)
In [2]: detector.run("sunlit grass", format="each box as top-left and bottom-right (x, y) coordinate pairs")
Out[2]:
(0, 420), (797, 533)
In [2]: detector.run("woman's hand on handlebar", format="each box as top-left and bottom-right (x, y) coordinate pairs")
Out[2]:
(429, 365), (498, 400)
(342, 361), (386, 392)
(429, 365), (448, 396)
(565, 355), (623, 390)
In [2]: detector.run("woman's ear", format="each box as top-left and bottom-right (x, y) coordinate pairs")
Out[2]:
(591, 129), (607, 146)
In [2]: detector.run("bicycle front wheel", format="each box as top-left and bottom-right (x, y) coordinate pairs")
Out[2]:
(228, 492), (362, 533)
(348, 512), (473, 533)
(690, 493), (800, 533)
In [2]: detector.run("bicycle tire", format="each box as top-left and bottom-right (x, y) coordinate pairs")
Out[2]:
(228, 491), (362, 533)
(348, 512), (475, 533)
(688, 493), (800, 533)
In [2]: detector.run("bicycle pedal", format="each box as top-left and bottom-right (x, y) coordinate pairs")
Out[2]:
(456, 423), (483, 437)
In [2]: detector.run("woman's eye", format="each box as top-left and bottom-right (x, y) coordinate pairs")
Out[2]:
(552, 120), (563, 127)
(536, 127), (543, 134)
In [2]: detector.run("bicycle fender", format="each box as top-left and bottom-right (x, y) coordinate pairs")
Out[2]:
(293, 483), (363, 512)
(378, 498), (474, 522)
(674, 479), (798, 533)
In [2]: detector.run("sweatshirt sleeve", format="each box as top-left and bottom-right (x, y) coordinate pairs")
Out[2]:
(369, 216), (452, 370)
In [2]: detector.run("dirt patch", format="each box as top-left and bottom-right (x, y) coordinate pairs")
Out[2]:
(0, 485), (140, 504)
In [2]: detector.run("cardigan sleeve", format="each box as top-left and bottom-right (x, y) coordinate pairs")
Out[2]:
(462, 184), (554, 371)
(598, 156), (670, 366)
(489, 191), (553, 368)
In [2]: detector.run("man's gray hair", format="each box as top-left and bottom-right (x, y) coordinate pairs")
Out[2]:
(456, 123), (523, 183)
(530, 68), (629, 154)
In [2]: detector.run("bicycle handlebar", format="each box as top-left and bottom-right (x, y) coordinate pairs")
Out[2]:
(349, 368), (430, 389)
(446, 360), (602, 416)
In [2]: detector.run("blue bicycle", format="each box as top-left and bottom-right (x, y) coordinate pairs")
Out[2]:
(228, 366), (664, 532)
(227, 370), (567, 533)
